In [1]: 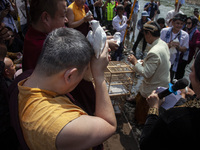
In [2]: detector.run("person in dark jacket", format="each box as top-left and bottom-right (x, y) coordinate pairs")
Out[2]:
(140, 51), (200, 150)
(0, 43), (19, 149)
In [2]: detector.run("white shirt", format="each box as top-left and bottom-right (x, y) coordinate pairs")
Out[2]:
(165, 9), (184, 27)
(160, 27), (189, 68)
(160, 27), (189, 49)
(16, 0), (28, 26)
(112, 15), (127, 42)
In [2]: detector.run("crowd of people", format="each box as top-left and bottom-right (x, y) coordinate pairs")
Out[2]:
(0, 0), (200, 149)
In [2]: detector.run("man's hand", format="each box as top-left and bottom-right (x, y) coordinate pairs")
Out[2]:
(170, 41), (180, 49)
(90, 42), (110, 81)
(169, 41), (187, 52)
(146, 90), (165, 109)
(107, 40), (118, 51)
(0, 23), (11, 42)
(180, 86), (195, 99)
(1, 8), (10, 19)
(128, 54), (137, 65)
(126, 19), (130, 25)
(84, 14), (93, 22)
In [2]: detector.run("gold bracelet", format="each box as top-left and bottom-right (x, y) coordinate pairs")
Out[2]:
(148, 107), (159, 116)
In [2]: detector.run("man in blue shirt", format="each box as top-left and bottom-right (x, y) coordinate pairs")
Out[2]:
(144, 0), (158, 21)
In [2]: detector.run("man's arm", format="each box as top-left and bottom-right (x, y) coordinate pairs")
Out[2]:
(168, 42), (187, 52)
(140, 91), (167, 150)
(66, 8), (93, 28)
(56, 42), (117, 150)
(144, 3), (150, 11)
(128, 53), (160, 79)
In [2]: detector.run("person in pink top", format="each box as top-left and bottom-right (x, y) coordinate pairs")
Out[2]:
(184, 16), (200, 64)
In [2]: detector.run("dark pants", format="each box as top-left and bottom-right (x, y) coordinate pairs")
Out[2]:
(21, 23), (28, 36)
(132, 31), (147, 53)
(170, 60), (188, 82)
(0, 127), (19, 150)
(112, 42), (123, 61)
(135, 92), (149, 125)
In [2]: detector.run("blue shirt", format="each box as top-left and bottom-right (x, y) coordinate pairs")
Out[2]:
(144, 2), (158, 19)
(137, 18), (151, 31)
(132, 1), (139, 14)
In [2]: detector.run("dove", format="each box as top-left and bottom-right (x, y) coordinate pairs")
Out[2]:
(86, 10), (92, 17)
(87, 20), (107, 59)
(113, 32), (121, 46)
(169, 38), (180, 65)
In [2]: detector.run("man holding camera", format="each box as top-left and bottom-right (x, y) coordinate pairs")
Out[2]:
(144, 0), (158, 21)
(0, 0), (18, 33)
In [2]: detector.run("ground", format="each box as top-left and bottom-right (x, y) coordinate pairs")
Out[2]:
(103, 113), (139, 150)
(103, 97), (142, 150)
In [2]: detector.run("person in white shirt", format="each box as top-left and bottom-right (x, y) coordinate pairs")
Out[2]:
(15, 0), (29, 35)
(112, 4), (129, 60)
(165, 2), (183, 27)
(130, 0), (140, 42)
(160, 13), (189, 81)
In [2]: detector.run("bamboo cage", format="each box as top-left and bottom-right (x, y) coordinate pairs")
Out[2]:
(104, 61), (135, 97)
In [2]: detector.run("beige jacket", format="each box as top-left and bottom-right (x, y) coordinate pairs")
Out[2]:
(133, 38), (171, 98)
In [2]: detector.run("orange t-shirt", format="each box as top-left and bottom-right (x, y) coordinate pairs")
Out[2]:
(68, 2), (86, 22)
(18, 79), (87, 150)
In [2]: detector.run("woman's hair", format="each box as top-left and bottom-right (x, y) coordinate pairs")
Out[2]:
(30, 0), (65, 23)
(186, 16), (198, 27)
(194, 51), (200, 82)
(35, 28), (94, 76)
(143, 21), (161, 37)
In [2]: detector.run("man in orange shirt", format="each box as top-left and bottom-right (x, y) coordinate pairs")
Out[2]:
(67, 0), (93, 36)
(18, 28), (116, 150)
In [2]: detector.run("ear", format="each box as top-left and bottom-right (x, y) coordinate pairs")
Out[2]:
(63, 68), (78, 83)
(41, 11), (51, 27)
(4, 68), (9, 76)
(146, 31), (151, 37)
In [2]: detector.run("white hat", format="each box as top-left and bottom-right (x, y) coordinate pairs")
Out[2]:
(141, 11), (149, 17)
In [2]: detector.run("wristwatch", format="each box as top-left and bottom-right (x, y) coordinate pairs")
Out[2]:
(148, 107), (159, 116)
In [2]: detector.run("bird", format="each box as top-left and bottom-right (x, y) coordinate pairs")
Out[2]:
(113, 32), (121, 46)
(87, 20), (107, 59)
(86, 10), (92, 17)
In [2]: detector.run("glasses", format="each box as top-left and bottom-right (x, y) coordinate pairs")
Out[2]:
(186, 22), (192, 25)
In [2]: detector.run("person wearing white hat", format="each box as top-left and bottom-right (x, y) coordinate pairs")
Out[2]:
(132, 11), (151, 56)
